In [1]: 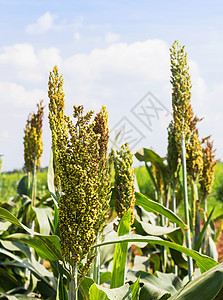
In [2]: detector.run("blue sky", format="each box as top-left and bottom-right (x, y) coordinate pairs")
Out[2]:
(0, 0), (223, 170)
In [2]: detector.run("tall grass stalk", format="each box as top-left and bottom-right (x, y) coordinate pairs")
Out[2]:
(172, 177), (178, 275)
(68, 264), (78, 300)
(181, 134), (193, 279)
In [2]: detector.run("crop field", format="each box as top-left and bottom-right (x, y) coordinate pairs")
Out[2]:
(0, 41), (223, 300)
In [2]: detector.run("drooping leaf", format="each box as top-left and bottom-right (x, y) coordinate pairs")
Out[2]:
(5, 233), (62, 261)
(89, 283), (132, 300)
(32, 206), (53, 235)
(139, 282), (171, 300)
(0, 208), (62, 260)
(135, 148), (165, 166)
(0, 240), (31, 260)
(0, 248), (56, 292)
(93, 234), (217, 273)
(169, 264), (223, 300)
(135, 193), (186, 229)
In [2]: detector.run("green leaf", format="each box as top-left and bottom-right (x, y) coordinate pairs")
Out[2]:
(93, 234), (217, 273)
(139, 221), (181, 237)
(0, 240), (31, 260)
(56, 274), (68, 300)
(194, 208), (214, 251)
(32, 206), (53, 235)
(130, 277), (140, 300)
(135, 148), (165, 166)
(0, 267), (21, 289)
(100, 271), (111, 285)
(111, 209), (131, 288)
(48, 149), (56, 197)
(89, 283), (132, 300)
(0, 291), (18, 300)
(17, 175), (28, 196)
(169, 264), (223, 300)
(89, 283), (107, 300)
(79, 276), (94, 300)
(145, 162), (159, 193)
(135, 192), (187, 229)
(0, 207), (35, 235)
(0, 207), (62, 260)
(5, 233), (62, 261)
(0, 248), (56, 292)
(127, 270), (179, 295)
(139, 283), (171, 300)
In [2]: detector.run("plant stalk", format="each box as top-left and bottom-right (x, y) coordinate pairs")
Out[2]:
(181, 135), (193, 280)
(172, 177), (178, 275)
(191, 180), (198, 234)
(31, 158), (37, 207)
(93, 234), (101, 284)
(69, 263), (78, 300)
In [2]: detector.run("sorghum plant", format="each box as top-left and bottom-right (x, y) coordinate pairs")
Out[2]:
(200, 138), (219, 212)
(170, 40), (193, 278)
(48, 66), (110, 298)
(113, 143), (136, 225)
(23, 100), (44, 205)
(186, 117), (203, 236)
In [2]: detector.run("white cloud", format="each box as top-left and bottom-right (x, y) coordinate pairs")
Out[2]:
(0, 81), (45, 107)
(105, 33), (120, 43)
(0, 43), (62, 83)
(26, 12), (58, 34)
(74, 32), (81, 41)
(1, 38), (223, 170)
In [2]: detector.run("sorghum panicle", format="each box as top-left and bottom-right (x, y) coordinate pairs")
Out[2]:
(48, 67), (111, 271)
(23, 100), (44, 173)
(167, 121), (179, 180)
(170, 40), (194, 148)
(114, 143), (136, 224)
(200, 138), (219, 196)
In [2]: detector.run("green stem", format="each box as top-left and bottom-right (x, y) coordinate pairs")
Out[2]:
(181, 135), (193, 280)
(31, 158), (37, 207)
(69, 264), (78, 300)
(93, 235), (101, 284)
(172, 177), (178, 275)
(191, 180), (198, 234)
(204, 195), (208, 214)
(158, 191), (167, 272)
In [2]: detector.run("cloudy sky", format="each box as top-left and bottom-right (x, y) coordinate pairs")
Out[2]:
(0, 0), (223, 171)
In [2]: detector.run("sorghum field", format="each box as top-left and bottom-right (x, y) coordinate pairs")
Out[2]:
(0, 41), (223, 300)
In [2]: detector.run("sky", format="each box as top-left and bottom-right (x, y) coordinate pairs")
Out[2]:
(0, 0), (223, 171)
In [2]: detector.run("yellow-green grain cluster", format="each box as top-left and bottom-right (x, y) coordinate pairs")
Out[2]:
(200, 138), (218, 196)
(170, 40), (193, 147)
(23, 100), (44, 173)
(167, 121), (179, 180)
(113, 143), (136, 224)
(48, 67), (110, 269)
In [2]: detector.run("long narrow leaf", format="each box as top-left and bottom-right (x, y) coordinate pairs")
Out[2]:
(194, 208), (214, 251)
(0, 208), (62, 260)
(110, 209), (131, 288)
(5, 233), (62, 261)
(135, 192), (187, 229)
(145, 162), (158, 193)
(169, 264), (223, 300)
(93, 234), (217, 273)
